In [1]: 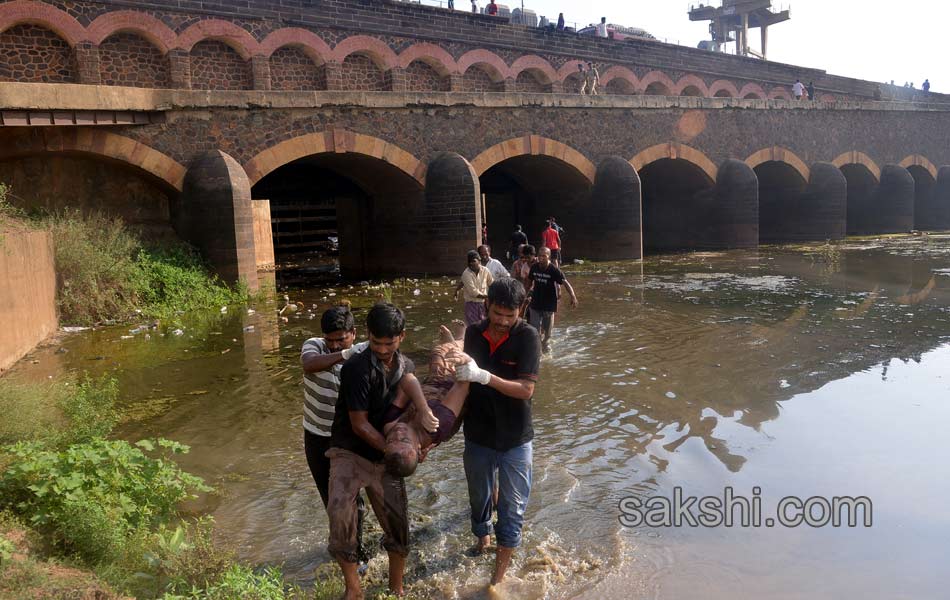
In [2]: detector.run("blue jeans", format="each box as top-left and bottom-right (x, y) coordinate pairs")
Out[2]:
(463, 439), (533, 548)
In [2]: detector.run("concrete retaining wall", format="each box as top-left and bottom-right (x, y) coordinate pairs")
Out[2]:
(252, 199), (275, 271)
(0, 227), (57, 373)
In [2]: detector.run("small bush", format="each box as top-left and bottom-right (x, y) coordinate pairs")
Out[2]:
(0, 438), (210, 565)
(161, 565), (297, 600)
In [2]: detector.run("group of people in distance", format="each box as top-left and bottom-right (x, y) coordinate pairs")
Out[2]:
(303, 278), (542, 597)
(300, 218), (581, 597)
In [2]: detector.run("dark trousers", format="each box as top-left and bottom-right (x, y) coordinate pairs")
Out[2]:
(304, 431), (368, 562)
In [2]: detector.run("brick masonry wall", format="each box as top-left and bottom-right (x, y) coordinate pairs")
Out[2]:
(514, 70), (547, 93)
(458, 65), (502, 92)
(99, 32), (170, 88)
(405, 60), (448, 92)
(269, 46), (326, 91)
(0, 23), (75, 83)
(190, 40), (253, 91)
(340, 53), (387, 91)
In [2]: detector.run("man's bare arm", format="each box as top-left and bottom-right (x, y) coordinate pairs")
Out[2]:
(302, 351), (345, 373)
(562, 278), (579, 308)
(485, 375), (535, 401)
(349, 410), (386, 452)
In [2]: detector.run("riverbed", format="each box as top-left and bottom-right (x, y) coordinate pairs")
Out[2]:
(6, 235), (950, 599)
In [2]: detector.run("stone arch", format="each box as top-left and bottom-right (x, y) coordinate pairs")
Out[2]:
(738, 83), (767, 99)
(630, 143), (718, 182)
(0, 22), (76, 83)
(470, 135), (596, 184)
(97, 29), (171, 88)
(457, 49), (510, 81)
(509, 55), (557, 85)
(601, 66), (639, 94)
(331, 35), (398, 70)
(640, 71), (676, 96)
(86, 11), (177, 53)
(459, 62), (505, 92)
(899, 154), (938, 180)
(189, 39), (253, 90)
(259, 28), (332, 64)
(175, 19), (259, 59)
(0, 128), (185, 192)
(745, 146), (810, 182)
(396, 43), (456, 75)
(268, 44), (327, 91)
(768, 87), (793, 100)
(404, 58), (450, 91)
(556, 60), (586, 84)
(709, 79), (740, 98)
(832, 151), (881, 181)
(0, 0), (85, 46)
(561, 66), (586, 94)
(243, 130), (426, 188)
(675, 74), (709, 97)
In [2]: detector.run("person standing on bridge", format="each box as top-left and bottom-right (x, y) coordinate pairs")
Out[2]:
(807, 81), (815, 101)
(586, 61), (600, 95)
(596, 17), (609, 38)
(577, 63), (588, 95)
(455, 250), (494, 326)
(556, 12), (565, 31)
(486, 0), (498, 16)
(923, 79), (931, 93)
(793, 79), (805, 101)
(448, 0), (454, 10)
(471, 0), (477, 13)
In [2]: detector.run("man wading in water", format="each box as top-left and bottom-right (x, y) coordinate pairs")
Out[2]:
(457, 278), (542, 587)
(326, 303), (438, 599)
(526, 246), (579, 354)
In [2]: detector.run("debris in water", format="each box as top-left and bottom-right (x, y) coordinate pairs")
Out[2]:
(62, 326), (89, 333)
(665, 391), (677, 399)
(243, 325), (255, 332)
(779, 379), (791, 389)
(220, 306), (228, 313)
(172, 329), (184, 336)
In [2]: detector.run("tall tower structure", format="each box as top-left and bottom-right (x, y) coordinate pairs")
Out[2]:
(689, 0), (790, 59)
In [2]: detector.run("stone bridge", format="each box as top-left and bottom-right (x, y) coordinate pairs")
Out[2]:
(2, 0), (950, 289)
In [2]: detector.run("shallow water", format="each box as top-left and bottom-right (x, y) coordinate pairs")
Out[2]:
(6, 235), (950, 599)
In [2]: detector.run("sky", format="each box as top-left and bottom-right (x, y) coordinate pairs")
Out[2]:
(486, 1), (944, 91)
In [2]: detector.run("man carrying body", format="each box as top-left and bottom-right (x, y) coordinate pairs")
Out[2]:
(456, 278), (542, 586)
(527, 247), (578, 353)
(478, 245), (510, 280)
(327, 303), (436, 599)
(455, 250), (493, 326)
(301, 304), (370, 568)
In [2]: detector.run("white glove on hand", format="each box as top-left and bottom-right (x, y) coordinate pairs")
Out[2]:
(456, 360), (492, 385)
(341, 341), (369, 360)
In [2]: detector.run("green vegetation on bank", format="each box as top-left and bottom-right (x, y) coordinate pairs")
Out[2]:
(1, 181), (248, 326)
(0, 376), (309, 599)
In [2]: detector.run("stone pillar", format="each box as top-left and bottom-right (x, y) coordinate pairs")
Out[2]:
(75, 43), (100, 85)
(449, 73), (464, 92)
(389, 67), (407, 92)
(582, 156), (642, 260)
(168, 49), (191, 89)
(173, 150), (259, 291)
(713, 159), (759, 248)
(325, 61), (342, 90)
(802, 162), (847, 240)
(550, 80), (563, 94)
(424, 152), (481, 275)
(931, 166), (950, 230)
(251, 55), (271, 91)
(874, 164), (915, 233)
(502, 77), (516, 93)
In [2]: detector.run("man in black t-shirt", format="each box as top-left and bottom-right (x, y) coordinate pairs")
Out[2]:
(526, 246), (578, 353)
(454, 278), (542, 585)
(509, 224), (528, 263)
(327, 303), (414, 599)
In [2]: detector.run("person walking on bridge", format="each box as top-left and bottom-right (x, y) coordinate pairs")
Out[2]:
(923, 79), (931, 93)
(793, 79), (805, 100)
(486, 0), (498, 15)
(807, 81), (815, 101)
(586, 62), (600, 96)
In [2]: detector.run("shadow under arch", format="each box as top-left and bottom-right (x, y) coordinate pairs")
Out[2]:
(472, 136), (595, 261)
(245, 131), (426, 279)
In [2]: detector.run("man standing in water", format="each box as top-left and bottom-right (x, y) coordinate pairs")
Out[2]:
(527, 247), (578, 353)
(327, 303), (414, 599)
(455, 278), (542, 587)
(455, 250), (494, 326)
(301, 303), (370, 569)
(478, 244), (510, 280)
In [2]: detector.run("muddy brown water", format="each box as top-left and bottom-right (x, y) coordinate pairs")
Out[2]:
(6, 236), (950, 599)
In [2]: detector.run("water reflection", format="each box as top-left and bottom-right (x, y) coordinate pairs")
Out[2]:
(4, 235), (950, 599)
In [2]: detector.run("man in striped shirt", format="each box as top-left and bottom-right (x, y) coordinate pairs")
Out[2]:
(301, 304), (369, 562)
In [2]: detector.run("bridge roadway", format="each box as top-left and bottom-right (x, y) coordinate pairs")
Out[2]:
(3, 85), (950, 289)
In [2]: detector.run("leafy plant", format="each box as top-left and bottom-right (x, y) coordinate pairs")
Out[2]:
(160, 565), (296, 600)
(0, 438), (210, 564)
(0, 533), (13, 564)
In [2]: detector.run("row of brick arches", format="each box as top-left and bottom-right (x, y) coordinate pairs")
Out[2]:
(0, 2), (800, 98)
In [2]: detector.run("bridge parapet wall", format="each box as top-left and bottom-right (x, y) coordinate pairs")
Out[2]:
(2, 0), (947, 104)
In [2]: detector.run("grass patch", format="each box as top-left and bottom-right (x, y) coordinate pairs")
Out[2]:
(42, 209), (248, 326)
